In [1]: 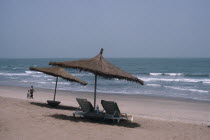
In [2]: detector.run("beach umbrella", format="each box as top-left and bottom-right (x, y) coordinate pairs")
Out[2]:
(49, 48), (144, 109)
(29, 66), (87, 102)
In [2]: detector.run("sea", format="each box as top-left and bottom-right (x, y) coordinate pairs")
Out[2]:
(0, 58), (210, 101)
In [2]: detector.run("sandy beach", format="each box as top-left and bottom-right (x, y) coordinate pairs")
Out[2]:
(1, 0), (210, 139)
(0, 85), (210, 140)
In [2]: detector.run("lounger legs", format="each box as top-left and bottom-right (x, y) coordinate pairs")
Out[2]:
(103, 115), (134, 123)
(130, 116), (134, 122)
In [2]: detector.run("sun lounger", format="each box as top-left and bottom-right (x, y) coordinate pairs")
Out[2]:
(101, 100), (133, 122)
(73, 98), (94, 117)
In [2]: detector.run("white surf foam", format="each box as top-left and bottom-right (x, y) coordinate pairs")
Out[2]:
(150, 73), (162, 76)
(164, 73), (182, 76)
(147, 84), (162, 87)
(25, 71), (41, 74)
(58, 82), (71, 85)
(51, 82), (70, 85)
(0, 72), (29, 76)
(37, 82), (47, 84)
(32, 75), (42, 78)
(165, 86), (209, 93)
(149, 73), (183, 76)
(142, 77), (204, 83)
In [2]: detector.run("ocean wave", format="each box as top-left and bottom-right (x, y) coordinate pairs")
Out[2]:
(51, 82), (70, 85)
(12, 67), (24, 70)
(140, 73), (183, 76)
(203, 81), (210, 84)
(0, 72), (29, 76)
(26, 70), (51, 78)
(37, 82), (47, 84)
(142, 77), (205, 83)
(150, 73), (163, 76)
(59, 82), (71, 85)
(25, 71), (41, 74)
(22, 80), (29, 82)
(139, 73), (210, 78)
(147, 84), (162, 87)
(165, 86), (209, 93)
(43, 75), (52, 78)
(184, 73), (210, 78)
(9, 77), (18, 79)
(165, 73), (182, 76)
(31, 75), (42, 78)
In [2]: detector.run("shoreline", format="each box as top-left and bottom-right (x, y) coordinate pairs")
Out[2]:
(1, 85), (210, 125)
(1, 84), (210, 105)
(1, 84), (210, 104)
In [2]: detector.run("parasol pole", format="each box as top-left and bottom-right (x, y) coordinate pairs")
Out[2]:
(93, 48), (102, 109)
(53, 76), (58, 101)
(94, 74), (97, 110)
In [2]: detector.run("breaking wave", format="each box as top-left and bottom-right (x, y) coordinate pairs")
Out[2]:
(140, 73), (209, 78)
(165, 86), (209, 93)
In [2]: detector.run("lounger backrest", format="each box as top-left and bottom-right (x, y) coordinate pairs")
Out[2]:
(76, 98), (94, 112)
(101, 100), (121, 117)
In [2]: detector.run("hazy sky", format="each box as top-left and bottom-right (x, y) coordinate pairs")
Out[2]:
(0, 0), (209, 58)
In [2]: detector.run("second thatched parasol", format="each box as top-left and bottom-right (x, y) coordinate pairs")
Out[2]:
(29, 66), (87, 106)
(49, 48), (144, 109)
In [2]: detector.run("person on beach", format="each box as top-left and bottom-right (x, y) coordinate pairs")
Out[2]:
(27, 90), (30, 99)
(30, 86), (34, 99)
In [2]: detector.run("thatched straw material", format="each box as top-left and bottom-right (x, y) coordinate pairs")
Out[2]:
(29, 66), (87, 85)
(49, 49), (144, 85)
(49, 49), (144, 109)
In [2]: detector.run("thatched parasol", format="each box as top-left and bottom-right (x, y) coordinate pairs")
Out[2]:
(29, 66), (87, 105)
(49, 49), (144, 109)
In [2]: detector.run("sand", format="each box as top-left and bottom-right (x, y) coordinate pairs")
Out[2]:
(0, 85), (210, 140)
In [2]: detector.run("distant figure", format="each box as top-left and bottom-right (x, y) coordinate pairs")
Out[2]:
(27, 90), (30, 99)
(30, 86), (34, 99)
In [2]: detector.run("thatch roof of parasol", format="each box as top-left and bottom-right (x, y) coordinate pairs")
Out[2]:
(49, 49), (143, 85)
(29, 66), (87, 85)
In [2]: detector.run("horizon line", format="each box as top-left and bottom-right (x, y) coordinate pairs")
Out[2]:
(0, 57), (210, 59)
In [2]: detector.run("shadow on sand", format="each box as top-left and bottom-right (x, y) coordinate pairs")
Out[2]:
(30, 102), (79, 111)
(49, 113), (141, 128)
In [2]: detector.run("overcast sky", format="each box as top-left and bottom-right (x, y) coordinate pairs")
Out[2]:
(0, 0), (209, 58)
